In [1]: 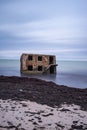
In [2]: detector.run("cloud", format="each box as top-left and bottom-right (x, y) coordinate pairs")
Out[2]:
(0, 16), (86, 44)
(0, 0), (87, 60)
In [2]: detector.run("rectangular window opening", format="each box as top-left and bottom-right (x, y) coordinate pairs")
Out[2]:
(28, 65), (33, 71)
(38, 56), (42, 61)
(38, 66), (42, 71)
(28, 55), (33, 60)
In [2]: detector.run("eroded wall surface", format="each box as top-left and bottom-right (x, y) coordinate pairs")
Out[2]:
(20, 54), (57, 74)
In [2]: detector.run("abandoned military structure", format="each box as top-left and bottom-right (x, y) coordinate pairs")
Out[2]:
(20, 54), (57, 74)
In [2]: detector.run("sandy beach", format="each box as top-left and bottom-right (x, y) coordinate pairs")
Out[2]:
(0, 76), (87, 130)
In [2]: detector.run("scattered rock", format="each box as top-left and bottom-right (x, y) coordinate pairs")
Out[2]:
(60, 108), (70, 112)
(55, 123), (65, 128)
(73, 121), (78, 124)
(71, 124), (83, 129)
(33, 122), (38, 125)
(42, 113), (54, 117)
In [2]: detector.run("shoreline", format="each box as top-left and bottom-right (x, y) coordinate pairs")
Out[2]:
(0, 75), (87, 110)
(0, 75), (87, 130)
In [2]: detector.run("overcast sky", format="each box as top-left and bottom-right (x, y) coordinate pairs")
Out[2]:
(0, 0), (87, 60)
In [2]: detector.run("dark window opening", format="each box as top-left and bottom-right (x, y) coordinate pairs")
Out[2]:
(28, 65), (33, 71)
(49, 56), (53, 64)
(38, 66), (42, 71)
(38, 56), (42, 61)
(28, 55), (33, 60)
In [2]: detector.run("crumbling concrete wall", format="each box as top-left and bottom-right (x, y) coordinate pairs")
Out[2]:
(20, 54), (57, 74)
(20, 54), (28, 71)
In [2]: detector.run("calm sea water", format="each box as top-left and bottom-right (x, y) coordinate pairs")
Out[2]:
(0, 59), (87, 88)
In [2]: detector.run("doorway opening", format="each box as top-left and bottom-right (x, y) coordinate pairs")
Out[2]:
(50, 66), (55, 74)
(49, 56), (53, 64)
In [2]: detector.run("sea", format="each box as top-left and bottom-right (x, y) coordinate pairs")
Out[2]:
(0, 59), (87, 88)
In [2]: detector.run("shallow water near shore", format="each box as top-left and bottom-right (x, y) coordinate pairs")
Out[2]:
(0, 59), (87, 88)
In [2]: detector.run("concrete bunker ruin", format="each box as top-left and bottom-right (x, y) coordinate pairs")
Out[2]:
(20, 54), (57, 74)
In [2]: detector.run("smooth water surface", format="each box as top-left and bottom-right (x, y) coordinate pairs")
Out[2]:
(0, 59), (87, 88)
